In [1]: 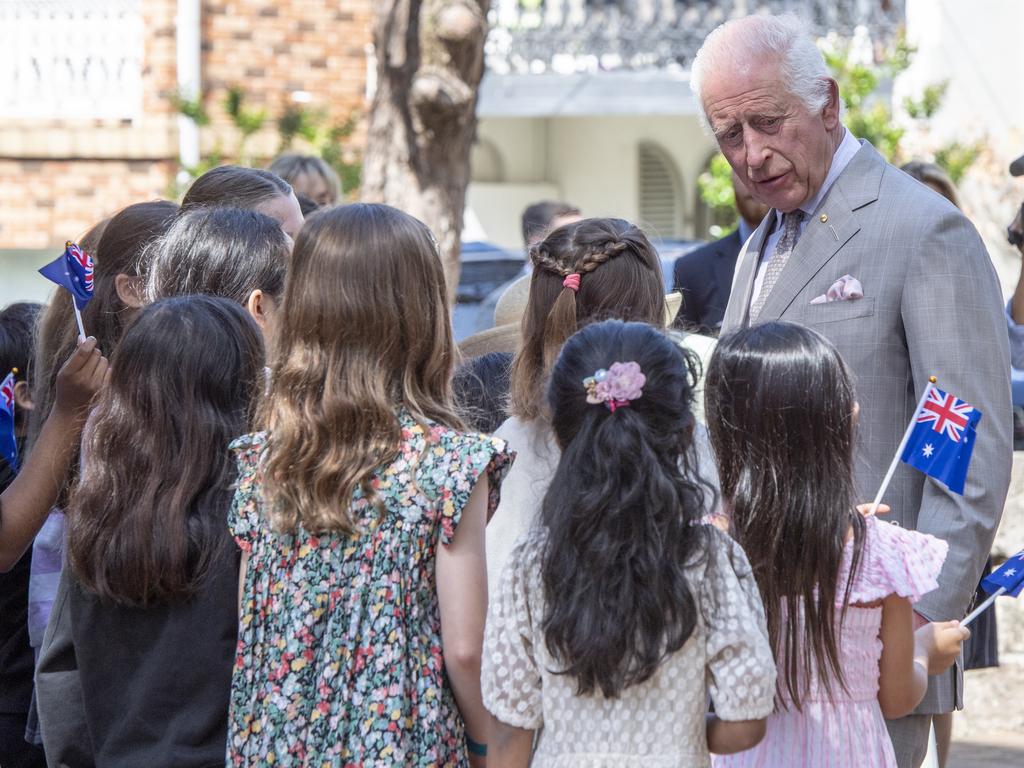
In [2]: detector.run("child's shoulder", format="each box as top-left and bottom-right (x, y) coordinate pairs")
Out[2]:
(697, 525), (756, 583)
(229, 431), (266, 463)
(846, 516), (949, 604)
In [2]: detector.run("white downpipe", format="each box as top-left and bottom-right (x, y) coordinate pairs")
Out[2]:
(176, 0), (201, 184)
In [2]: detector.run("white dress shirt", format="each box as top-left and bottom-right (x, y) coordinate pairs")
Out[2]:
(749, 129), (863, 309)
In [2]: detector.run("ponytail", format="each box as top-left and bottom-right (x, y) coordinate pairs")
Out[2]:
(540, 319), (708, 698)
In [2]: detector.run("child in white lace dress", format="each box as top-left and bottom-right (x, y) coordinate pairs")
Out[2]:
(704, 322), (970, 768)
(483, 320), (777, 767)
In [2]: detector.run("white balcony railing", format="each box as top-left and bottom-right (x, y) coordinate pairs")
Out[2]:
(487, 0), (906, 75)
(0, 0), (144, 120)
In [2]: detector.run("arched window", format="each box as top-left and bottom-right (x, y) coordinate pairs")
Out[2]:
(638, 142), (683, 239)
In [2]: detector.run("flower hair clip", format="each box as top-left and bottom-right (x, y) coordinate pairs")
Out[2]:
(582, 361), (646, 412)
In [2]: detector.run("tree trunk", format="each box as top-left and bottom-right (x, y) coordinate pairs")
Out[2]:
(361, 0), (489, 305)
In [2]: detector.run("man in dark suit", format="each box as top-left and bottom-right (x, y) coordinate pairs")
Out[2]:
(673, 172), (768, 335)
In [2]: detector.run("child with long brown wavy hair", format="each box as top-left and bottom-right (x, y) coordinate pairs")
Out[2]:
(227, 203), (512, 767)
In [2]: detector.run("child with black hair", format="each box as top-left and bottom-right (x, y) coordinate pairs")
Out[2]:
(705, 322), (968, 767)
(483, 319), (776, 766)
(55, 296), (264, 767)
(0, 301), (45, 767)
(0, 312), (108, 766)
(453, 351), (513, 433)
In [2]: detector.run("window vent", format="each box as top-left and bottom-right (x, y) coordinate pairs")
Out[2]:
(638, 143), (680, 239)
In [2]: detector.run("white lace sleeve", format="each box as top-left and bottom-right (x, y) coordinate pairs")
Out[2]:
(701, 530), (777, 721)
(481, 533), (544, 729)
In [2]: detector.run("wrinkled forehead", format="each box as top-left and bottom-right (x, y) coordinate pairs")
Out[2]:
(701, 59), (792, 124)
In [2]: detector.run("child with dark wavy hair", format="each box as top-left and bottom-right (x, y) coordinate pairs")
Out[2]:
(705, 321), (968, 768)
(61, 295), (264, 767)
(483, 319), (776, 766)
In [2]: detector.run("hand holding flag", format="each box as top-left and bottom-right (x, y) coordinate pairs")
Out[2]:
(39, 241), (94, 339)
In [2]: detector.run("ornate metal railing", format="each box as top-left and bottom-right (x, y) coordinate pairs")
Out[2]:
(486, 0), (906, 75)
(0, 0), (144, 119)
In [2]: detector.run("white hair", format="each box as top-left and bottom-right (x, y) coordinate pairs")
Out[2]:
(690, 14), (833, 133)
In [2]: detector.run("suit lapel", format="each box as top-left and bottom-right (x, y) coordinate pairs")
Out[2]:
(757, 142), (885, 321)
(721, 216), (772, 331)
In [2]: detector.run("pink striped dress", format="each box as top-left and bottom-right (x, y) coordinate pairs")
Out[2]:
(714, 515), (948, 768)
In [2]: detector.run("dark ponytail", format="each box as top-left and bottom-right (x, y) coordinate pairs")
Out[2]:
(540, 319), (709, 698)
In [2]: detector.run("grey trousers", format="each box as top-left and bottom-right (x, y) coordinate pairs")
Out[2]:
(886, 713), (932, 768)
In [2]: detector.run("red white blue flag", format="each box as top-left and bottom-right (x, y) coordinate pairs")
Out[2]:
(900, 386), (980, 494)
(39, 241), (94, 311)
(981, 550), (1024, 598)
(0, 371), (17, 470)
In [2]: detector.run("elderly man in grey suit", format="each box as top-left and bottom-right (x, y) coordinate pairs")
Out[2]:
(691, 15), (1011, 768)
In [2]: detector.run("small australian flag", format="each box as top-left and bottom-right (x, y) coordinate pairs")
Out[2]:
(981, 549), (1024, 598)
(0, 371), (17, 470)
(39, 241), (94, 311)
(900, 386), (980, 495)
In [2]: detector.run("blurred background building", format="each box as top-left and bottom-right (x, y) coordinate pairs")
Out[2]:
(2, 0), (1023, 303)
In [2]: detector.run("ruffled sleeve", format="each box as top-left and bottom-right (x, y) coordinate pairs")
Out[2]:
(425, 428), (515, 545)
(227, 432), (266, 552)
(699, 528), (777, 721)
(847, 516), (949, 604)
(481, 530), (545, 729)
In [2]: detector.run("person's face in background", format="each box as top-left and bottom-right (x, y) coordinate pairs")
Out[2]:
(1009, 203), (1024, 256)
(732, 171), (771, 228)
(290, 171), (337, 208)
(529, 211), (584, 247)
(256, 192), (305, 240)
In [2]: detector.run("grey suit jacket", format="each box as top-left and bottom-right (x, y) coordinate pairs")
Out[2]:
(722, 141), (1012, 707)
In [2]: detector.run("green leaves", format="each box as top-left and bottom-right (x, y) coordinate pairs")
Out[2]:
(172, 85), (362, 200)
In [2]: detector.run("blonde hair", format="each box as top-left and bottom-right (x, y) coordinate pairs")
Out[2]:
(268, 154), (342, 206)
(259, 204), (462, 533)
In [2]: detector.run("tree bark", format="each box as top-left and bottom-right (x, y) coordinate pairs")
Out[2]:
(361, 0), (489, 305)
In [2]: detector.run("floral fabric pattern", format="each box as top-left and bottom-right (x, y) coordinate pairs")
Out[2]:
(227, 414), (512, 768)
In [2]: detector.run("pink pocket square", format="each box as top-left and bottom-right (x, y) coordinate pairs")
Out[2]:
(810, 274), (864, 304)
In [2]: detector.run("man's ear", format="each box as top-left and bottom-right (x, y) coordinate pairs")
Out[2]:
(114, 273), (145, 309)
(822, 77), (842, 130)
(13, 380), (33, 411)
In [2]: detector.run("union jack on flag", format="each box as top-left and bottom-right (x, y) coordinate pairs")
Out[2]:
(66, 242), (94, 293)
(38, 240), (95, 311)
(0, 371), (17, 470)
(915, 387), (975, 442)
(901, 384), (982, 494)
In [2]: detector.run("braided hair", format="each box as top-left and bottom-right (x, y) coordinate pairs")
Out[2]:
(509, 218), (664, 421)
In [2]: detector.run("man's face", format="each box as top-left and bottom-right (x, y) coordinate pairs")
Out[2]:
(703, 60), (840, 212)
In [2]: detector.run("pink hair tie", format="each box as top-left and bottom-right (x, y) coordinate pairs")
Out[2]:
(562, 273), (581, 292)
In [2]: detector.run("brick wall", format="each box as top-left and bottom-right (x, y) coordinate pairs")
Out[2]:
(0, 0), (373, 250)
(201, 0), (372, 133)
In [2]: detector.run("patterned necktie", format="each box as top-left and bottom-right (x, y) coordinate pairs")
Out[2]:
(750, 210), (805, 321)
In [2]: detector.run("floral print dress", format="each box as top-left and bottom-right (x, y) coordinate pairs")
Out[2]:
(227, 413), (512, 768)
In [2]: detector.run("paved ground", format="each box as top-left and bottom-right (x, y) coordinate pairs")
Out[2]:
(951, 734), (1024, 767)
